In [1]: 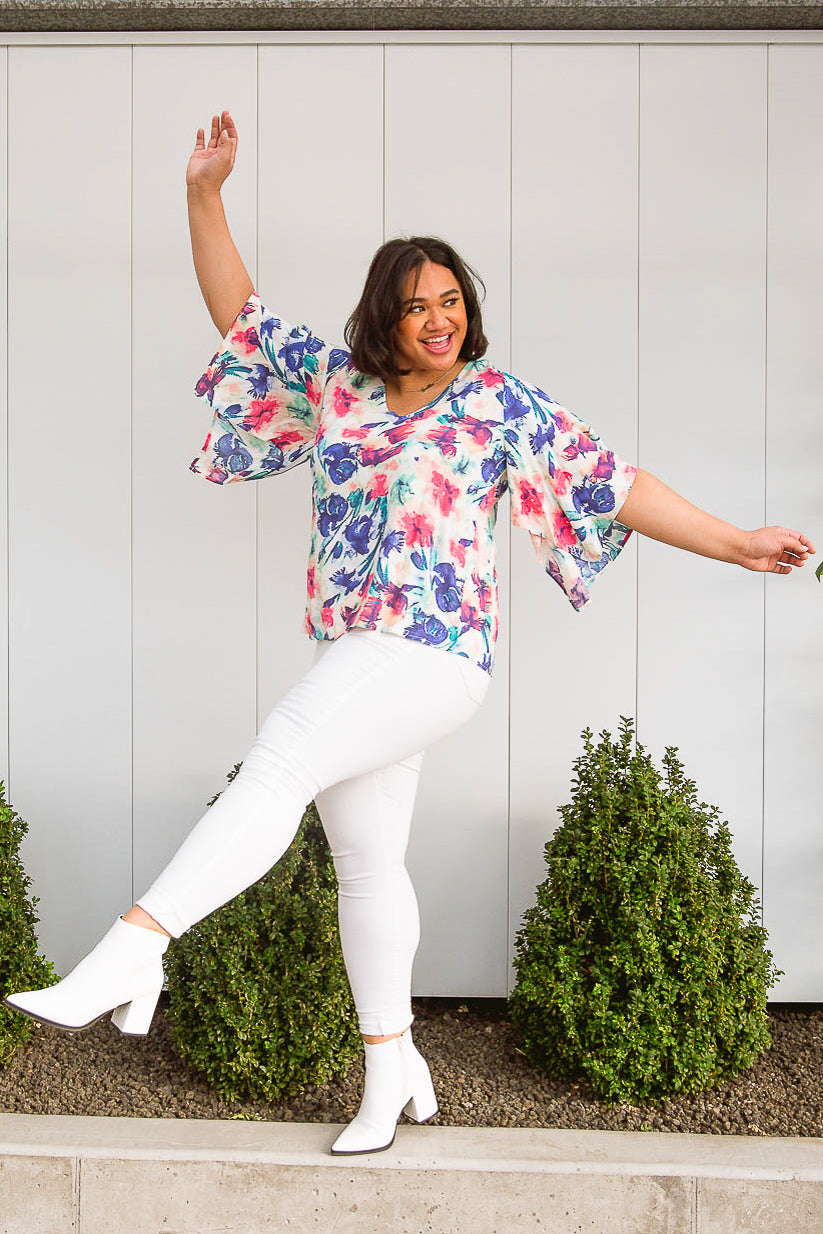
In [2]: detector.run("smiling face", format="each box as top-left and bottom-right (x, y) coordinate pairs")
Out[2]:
(392, 260), (469, 384)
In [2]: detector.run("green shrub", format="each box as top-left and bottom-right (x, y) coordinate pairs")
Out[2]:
(0, 782), (58, 1067)
(508, 717), (782, 1105)
(163, 764), (362, 1103)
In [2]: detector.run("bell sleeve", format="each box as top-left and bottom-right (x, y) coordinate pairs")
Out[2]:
(190, 291), (345, 485)
(501, 372), (637, 610)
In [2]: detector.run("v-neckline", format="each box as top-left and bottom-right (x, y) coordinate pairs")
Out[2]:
(378, 360), (475, 419)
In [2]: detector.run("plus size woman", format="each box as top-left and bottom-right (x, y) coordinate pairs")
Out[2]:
(5, 110), (815, 1156)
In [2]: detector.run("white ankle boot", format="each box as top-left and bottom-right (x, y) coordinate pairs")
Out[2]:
(330, 1025), (438, 1155)
(3, 915), (170, 1036)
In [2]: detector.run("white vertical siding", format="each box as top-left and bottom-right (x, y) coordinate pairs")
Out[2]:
(131, 47), (260, 906)
(509, 45), (640, 989)
(637, 46), (768, 896)
(1, 33), (821, 997)
(764, 46), (823, 998)
(7, 47), (133, 967)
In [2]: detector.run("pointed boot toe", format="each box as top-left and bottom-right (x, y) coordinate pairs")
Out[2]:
(3, 915), (170, 1036)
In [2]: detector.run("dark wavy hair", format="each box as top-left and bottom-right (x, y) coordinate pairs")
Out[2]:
(344, 236), (488, 380)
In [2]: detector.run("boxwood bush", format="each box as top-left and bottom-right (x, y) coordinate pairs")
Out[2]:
(508, 717), (782, 1105)
(163, 763), (362, 1104)
(0, 782), (58, 1067)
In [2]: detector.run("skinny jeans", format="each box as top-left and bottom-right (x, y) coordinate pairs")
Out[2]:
(136, 627), (491, 1036)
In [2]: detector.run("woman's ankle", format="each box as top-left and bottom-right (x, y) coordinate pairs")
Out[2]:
(122, 905), (172, 937)
(362, 1025), (410, 1044)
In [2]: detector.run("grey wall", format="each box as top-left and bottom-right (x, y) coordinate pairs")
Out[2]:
(2, 30), (822, 1001)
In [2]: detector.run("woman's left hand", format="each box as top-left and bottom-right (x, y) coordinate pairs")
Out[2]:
(739, 527), (816, 574)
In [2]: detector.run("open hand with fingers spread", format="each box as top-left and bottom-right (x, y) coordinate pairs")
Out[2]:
(186, 109), (238, 192)
(738, 527), (816, 575)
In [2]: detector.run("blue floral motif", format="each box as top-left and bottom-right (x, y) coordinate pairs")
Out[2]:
(278, 329), (326, 376)
(530, 419), (555, 453)
(318, 493), (348, 536)
(433, 562), (462, 612)
(215, 432), (253, 475)
(259, 313), (285, 340)
(405, 612), (449, 646)
(260, 443), (286, 472)
(345, 516), (373, 555)
(381, 529), (405, 556)
(573, 480), (617, 517)
(481, 449), (506, 484)
(323, 442), (359, 485)
(497, 382), (531, 422)
(330, 567), (359, 594)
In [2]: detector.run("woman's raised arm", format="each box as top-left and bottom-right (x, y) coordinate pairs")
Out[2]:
(616, 467), (816, 575)
(186, 110), (254, 338)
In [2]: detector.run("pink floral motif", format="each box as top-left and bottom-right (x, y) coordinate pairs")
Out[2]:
(306, 375), (321, 408)
(515, 477), (543, 521)
(460, 601), (484, 632)
(430, 470), (460, 516)
(478, 487), (497, 513)
(450, 539), (468, 567)
(479, 368), (503, 388)
(231, 325), (260, 356)
(426, 424), (458, 457)
(551, 405), (577, 433)
(384, 583), (409, 615)
(242, 399), (281, 434)
(463, 417), (494, 447)
(400, 510), (434, 548)
(271, 428), (310, 449)
(550, 510), (578, 550)
(592, 451), (617, 480)
(356, 596), (382, 624)
(333, 385), (357, 417)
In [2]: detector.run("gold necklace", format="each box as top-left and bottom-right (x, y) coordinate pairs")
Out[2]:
(394, 358), (462, 397)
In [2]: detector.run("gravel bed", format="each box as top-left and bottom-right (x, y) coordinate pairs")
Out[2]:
(1, 996), (822, 1137)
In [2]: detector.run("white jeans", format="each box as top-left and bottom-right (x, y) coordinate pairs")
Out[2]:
(136, 628), (491, 1036)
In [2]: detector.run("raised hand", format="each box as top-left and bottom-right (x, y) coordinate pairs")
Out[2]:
(739, 526), (816, 575)
(186, 110), (238, 193)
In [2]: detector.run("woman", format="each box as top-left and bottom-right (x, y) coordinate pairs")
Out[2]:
(5, 110), (815, 1156)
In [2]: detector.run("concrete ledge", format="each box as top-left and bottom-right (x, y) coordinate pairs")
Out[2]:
(2, 1114), (823, 1232)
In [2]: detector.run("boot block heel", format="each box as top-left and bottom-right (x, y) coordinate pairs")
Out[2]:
(403, 1072), (438, 1123)
(110, 987), (161, 1036)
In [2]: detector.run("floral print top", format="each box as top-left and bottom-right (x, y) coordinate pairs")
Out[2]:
(191, 292), (638, 676)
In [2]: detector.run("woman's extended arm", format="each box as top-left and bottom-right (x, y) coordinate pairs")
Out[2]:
(186, 110), (254, 337)
(616, 468), (816, 575)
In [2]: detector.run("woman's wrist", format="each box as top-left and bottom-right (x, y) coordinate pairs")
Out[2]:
(722, 526), (749, 567)
(187, 181), (222, 201)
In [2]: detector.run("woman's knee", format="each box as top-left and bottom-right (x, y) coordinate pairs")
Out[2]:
(236, 733), (319, 806)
